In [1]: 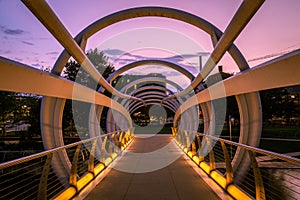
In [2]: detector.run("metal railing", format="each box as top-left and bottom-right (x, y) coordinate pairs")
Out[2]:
(0, 128), (134, 200)
(172, 128), (300, 200)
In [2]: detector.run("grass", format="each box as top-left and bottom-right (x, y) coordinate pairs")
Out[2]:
(259, 140), (300, 154)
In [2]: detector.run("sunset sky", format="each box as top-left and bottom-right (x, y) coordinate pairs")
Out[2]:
(0, 0), (300, 88)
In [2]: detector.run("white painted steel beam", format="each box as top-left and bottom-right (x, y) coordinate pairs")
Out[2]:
(174, 49), (300, 124)
(165, 0), (265, 100)
(21, 0), (142, 102)
(107, 59), (194, 84)
(0, 56), (132, 125)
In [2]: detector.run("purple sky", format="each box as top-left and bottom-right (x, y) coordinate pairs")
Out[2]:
(0, 0), (300, 88)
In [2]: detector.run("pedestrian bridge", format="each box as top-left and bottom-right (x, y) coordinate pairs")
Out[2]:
(0, 0), (300, 199)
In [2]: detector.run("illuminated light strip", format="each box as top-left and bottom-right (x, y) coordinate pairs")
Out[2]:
(55, 133), (134, 199)
(176, 139), (252, 200)
(74, 137), (136, 200)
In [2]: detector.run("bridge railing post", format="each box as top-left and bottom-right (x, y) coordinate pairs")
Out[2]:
(205, 137), (216, 173)
(88, 138), (98, 175)
(220, 140), (234, 187)
(69, 144), (82, 189)
(248, 150), (266, 200)
(37, 153), (53, 200)
(184, 131), (190, 153)
(196, 134), (204, 163)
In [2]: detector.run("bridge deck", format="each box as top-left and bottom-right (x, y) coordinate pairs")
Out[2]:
(83, 135), (224, 200)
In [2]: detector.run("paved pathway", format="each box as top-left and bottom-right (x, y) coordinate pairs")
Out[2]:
(84, 135), (222, 200)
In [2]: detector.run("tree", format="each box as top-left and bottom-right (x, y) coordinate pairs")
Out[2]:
(63, 49), (115, 135)
(63, 48), (115, 90)
(0, 91), (17, 134)
(260, 88), (298, 123)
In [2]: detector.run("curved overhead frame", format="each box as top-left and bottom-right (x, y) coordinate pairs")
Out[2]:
(41, 4), (256, 143)
(21, 0), (142, 102)
(129, 92), (179, 111)
(0, 56), (133, 184)
(106, 76), (193, 132)
(94, 60), (194, 137)
(174, 50), (300, 180)
(107, 59), (194, 84)
(107, 77), (198, 133)
(131, 87), (181, 106)
(22, 3), (262, 180)
(116, 77), (184, 109)
(129, 97), (177, 114)
(121, 77), (183, 94)
(130, 99), (177, 114)
(126, 87), (181, 111)
(130, 85), (175, 96)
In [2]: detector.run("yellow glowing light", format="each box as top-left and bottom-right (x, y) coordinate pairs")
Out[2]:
(183, 147), (188, 153)
(227, 185), (252, 200)
(77, 173), (94, 191)
(199, 162), (210, 174)
(111, 152), (118, 159)
(192, 156), (200, 165)
(94, 163), (105, 176)
(104, 157), (112, 166)
(54, 187), (76, 200)
(210, 171), (226, 189)
(187, 151), (193, 158)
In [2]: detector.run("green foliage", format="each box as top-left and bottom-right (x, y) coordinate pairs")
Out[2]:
(260, 88), (298, 121)
(63, 48), (115, 90)
(0, 91), (17, 120)
(0, 91), (17, 133)
(62, 49), (115, 134)
(0, 92), (41, 136)
(25, 95), (41, 136)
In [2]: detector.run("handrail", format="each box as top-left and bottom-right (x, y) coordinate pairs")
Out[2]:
(0, 130), (121, 170)
(172, 128), (300, 200)
(0, 129), (134, 200)
(197, 132), (300, 166)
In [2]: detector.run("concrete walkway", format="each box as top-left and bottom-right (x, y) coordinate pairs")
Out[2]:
(84, 135), (222, 200)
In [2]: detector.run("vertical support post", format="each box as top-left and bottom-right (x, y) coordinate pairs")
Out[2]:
(38, 153), (53, 200)
(108, 133), (115, 154)
(70, 144), (82, 188)
(176, 129), (182, 144)
(220, 140), (234, 186)
(205, 137), (216, 172)
(88, 138), (98, 174)
(184, 131), (190, 152)
(191, 140), (197, 156)
(171, 127), (175, 137)
(100, 136), (108, 163)
(248, 151), (266, 200)
(119, 131), (124, 147)
(196, 134), (204, 162)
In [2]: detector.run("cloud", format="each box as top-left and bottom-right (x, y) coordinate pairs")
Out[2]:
(167, 54), (198, 60)
(104, 48), (200, 74)
(161, 71), (181, 77)
(3, 28), (25, 35)
(46, 51), (59, 55)
(104, 49), (126, 55)
(31, 63), (40, 67)
(115, 58), (137, 63)
(14, 57), (23, 62)
(22, 41), (34, 46)
(0, 50), (11, 54)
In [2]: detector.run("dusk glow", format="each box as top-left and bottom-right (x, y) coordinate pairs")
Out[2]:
(0, 0), (300, 89)
(1, 1), (300, 199)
